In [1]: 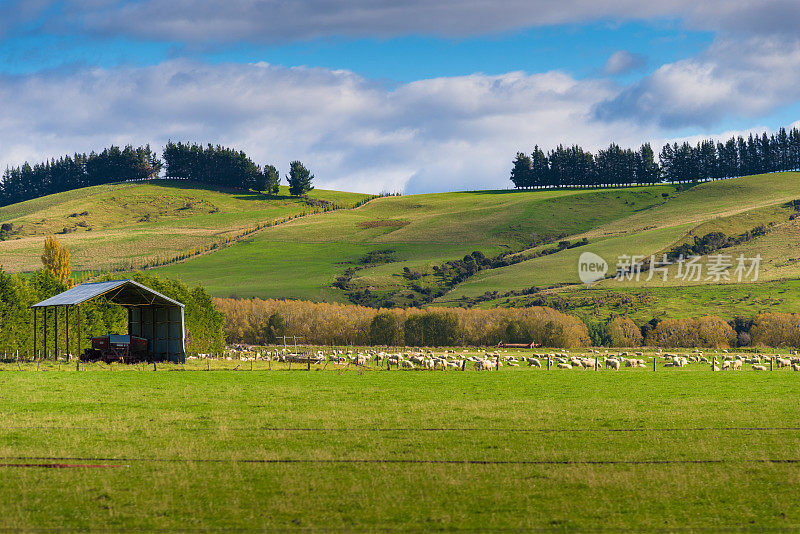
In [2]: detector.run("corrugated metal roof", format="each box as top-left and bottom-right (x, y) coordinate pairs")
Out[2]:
(32, 279), (184, 308)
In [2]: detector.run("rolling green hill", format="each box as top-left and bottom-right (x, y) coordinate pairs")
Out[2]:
(0, 180), (370, 273)
(3, 173), (800, 321)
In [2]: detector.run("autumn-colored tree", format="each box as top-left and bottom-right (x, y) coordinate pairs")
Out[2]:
(41, 235), (74, 288)
(750, 313), (800, 347)
(213, 298), (591, 348)
(607, 316), (643, 347)
(645, 316), (735, 348)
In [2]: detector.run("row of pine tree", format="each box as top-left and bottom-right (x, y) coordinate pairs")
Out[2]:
(511, 127), (800, 188)
(0, 143), (314, 207)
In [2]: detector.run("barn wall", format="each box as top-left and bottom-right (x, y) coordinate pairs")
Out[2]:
(128, 305), (186, 362)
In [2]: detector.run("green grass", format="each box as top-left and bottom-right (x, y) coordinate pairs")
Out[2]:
(5, 173), (800, 320)
(1, 362), (799, 531)
(484, 280), (800, 323)
(156, 187), (671, 298)
(0, 180), (370, 272)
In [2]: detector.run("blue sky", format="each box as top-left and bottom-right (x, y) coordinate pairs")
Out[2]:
(1, 20), (712, 83)
(1, 1), (799, 193)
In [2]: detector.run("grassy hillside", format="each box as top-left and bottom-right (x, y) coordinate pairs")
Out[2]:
(4, 172), (800, 321)
(156, 187), (671, 300)
(0, 180), (370, 272)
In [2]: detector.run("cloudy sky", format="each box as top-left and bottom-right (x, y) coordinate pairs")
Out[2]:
(1, 1), (799, 193)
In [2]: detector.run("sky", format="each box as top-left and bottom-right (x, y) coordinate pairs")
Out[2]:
(1, 1), (799, 194)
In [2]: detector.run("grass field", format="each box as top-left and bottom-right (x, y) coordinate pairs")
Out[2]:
(482, 279), (800, 323)
(0, 180), (370, 272)
(156, 187), (671, 299)
(4, 173), (800, 320)
(1, 356), (799, 531)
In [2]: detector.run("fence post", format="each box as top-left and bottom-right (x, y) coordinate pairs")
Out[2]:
(653, 356), (656, 372)
(547, 357), (551, 370)
(770, 357), (773, 372)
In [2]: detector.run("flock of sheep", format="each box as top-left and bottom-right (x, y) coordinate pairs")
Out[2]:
(217, 346), (800, 372)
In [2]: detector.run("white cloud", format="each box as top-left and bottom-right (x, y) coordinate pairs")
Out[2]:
(602, 51), (646, 75)
(594, 36), (800, 128)
(0, 61), (660, 194)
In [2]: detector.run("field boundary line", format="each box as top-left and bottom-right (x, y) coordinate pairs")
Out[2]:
(7, 426), (800, 433)
(5, 456), (800, 466)
(248, 426), (800, 433)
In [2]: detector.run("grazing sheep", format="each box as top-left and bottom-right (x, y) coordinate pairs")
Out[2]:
(721, 360), (731, 371)
(776, 357), (791, 368)
(792, 363), (800, 372)
(557, 363), (572, 370)
(752, 365), (767, 371)
(402, 360), (415, 370)
(608, 359), (620, 371)
(474, 359), (493, 371)
(713, 365), (720, 372)
(732, 360), (742, 371)
(528, 358), (541, 368)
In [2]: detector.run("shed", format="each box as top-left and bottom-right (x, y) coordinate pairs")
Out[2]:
(31, 279), (186, 362)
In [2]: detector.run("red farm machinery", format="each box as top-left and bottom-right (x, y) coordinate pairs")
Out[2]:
(81, 334), (151, 364)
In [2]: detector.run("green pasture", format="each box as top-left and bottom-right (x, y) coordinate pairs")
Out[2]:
(4, 173), (800, 321)
(0, 181), (369, 272)
(0, 361), (798, 531)
(157, 187), (671, 298)
(476, 280), (800, 322)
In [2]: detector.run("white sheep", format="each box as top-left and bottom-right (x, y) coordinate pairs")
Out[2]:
(752, 364), (767, 371)
(474, 359), (492, 371)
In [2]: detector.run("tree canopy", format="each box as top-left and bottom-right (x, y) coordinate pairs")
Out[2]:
(287, 160), (314, 196)
(510, 126), (800, 188)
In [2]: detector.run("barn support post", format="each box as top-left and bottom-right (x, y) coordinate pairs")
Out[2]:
(43, 307), (47, 360)
(32, 307), (37, 360)
(65, 305), (69, 361)
(77, 304), (81, 359)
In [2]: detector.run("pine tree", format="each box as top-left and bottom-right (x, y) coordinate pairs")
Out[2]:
(287, 161), (314, 196)
(509, 152), (532, 188)
(263, 164), (280, 194)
